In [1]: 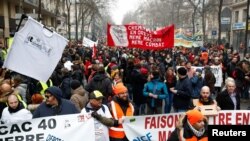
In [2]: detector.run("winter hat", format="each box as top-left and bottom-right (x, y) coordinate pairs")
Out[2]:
(140, 67), (148, 75)
(196, 68), (202, 74)
(45, 86), (63, 100)
(186, 109), (204, 125)
(177, 67), (187, 76)
(113, 83), (128, 95)
(89, 90), (104, 99)
(70, 80), (81, 90)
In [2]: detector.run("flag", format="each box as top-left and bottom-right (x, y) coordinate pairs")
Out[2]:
(3, 16), (68, 82)
(92, 44), (97, 59)
(107, 24), (174, 50)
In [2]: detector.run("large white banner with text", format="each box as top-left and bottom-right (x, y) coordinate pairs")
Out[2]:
(123, 110), (250, 141)
(177, 66), (223, 87)
(0, 114), (95, 141)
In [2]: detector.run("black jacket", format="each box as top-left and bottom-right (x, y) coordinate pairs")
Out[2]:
(85, 73), (112, 104)
(216, 90), (240, 110)
(173, 76), (192, 109)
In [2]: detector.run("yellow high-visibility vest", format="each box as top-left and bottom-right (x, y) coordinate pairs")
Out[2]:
(39, 79), (53, 95)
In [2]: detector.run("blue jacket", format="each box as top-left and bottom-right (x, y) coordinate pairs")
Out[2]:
(190, 75), (204, 98)
(32, 99), (79, 118)
(143, 79), (169, 108)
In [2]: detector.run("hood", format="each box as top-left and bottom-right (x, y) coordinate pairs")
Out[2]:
(93, 73), (108, 81)
(45, 86), (63, 101)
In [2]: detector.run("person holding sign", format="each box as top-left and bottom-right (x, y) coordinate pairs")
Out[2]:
(192, 86), (220, 116)
(168, 109), (208, 141)
(32, 86), (79, 118)
(82, 90), (123, 141)
(109, 83), (134, 141)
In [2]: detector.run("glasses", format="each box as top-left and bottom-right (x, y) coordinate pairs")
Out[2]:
(45, 95), (52, 99)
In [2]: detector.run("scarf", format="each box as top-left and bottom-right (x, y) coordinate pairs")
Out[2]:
(8, 102), (24, 113)
(187, 120), (205, 137)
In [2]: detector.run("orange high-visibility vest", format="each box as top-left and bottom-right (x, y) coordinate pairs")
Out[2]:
(109, 101), (134, 139)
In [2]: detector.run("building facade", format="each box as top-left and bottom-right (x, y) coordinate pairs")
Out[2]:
(231, 0), (249, 51)
(0, 0), (66, 48)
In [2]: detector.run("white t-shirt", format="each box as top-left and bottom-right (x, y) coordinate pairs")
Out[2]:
(3, 17), (68, 82)
(81, 104), (112, 141)
(1, 107), (32, 124)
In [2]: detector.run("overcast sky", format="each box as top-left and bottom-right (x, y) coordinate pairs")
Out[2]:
(111, 0), (140, 24)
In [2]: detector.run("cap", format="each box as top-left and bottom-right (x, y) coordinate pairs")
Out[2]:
(186, 109), (204, 125)
(113, 83), (128, 95)
(89, 90), (104, 99)
(196, 68), (202, 73)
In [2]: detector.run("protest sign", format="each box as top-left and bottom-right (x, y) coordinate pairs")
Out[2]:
(123, 110), (250, 141)
(107, 24), (174, 50)
(0, 114), (95, 141)
(3, 16), (68, 82)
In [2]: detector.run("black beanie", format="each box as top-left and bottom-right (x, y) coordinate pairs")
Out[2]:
(177, 67), (187, 76)
(70, 80), (81, 90)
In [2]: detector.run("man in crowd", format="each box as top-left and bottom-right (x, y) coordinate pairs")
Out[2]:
(168, 109), (208, 141)
(0, 82), (13, 118)
(1, 94), (32, 124)
(216, 77), (240, 110)
(33, 86), (79, 118)
(170, 67), (192, 112)
(82, 90), (123, 141)
(109, 83), (134, 141)
(85, 65), (113, 105)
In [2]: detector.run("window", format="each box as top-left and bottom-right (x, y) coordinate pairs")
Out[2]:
(235, 11), (239, 23)
(243, 9), (247, 22)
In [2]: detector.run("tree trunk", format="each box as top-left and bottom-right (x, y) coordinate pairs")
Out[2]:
(192, 7), (197, 35)
(66, 0), (71, 41)
(202, 0), (206, 42)
(218, 0), (223, 45)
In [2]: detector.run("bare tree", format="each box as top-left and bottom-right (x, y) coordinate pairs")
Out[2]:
(218, 0), (223, 44)
(65, 0), (71, 40)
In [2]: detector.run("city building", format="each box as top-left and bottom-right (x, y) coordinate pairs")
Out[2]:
(0, 0), (66, 48)
(231, 0), (249, 51)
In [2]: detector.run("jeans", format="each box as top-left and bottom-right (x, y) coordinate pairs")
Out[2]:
(164, 92), (173, 113)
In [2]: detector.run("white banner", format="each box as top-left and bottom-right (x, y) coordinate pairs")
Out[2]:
(123, 110), (250, 141)
(83, 37), (97, 47)
(0, 114), (95, 141)
(3, 16), (68, 82)
(177, 66), (223, 87)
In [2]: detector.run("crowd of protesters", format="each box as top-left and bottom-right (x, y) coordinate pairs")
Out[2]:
(0, 41), (250, 141)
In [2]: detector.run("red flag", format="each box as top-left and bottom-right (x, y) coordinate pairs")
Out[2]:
(107, 23), (174, 50)
(92, 44), (97, 59)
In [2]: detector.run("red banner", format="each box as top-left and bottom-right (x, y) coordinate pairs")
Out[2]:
(107, 24), (174, 50)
